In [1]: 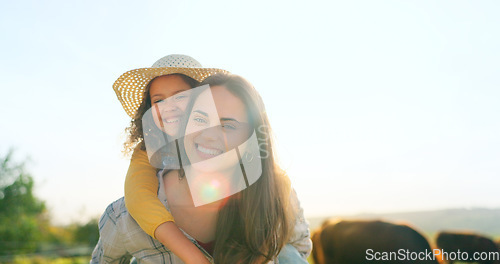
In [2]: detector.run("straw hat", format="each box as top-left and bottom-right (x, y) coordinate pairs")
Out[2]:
(113, 54), (228, 118)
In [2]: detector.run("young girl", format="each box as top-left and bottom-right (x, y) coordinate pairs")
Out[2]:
(116, 54), (227, 264)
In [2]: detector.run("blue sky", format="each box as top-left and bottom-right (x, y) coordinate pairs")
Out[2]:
(1, 0), (499, 224)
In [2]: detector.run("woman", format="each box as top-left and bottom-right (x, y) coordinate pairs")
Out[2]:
(92, 73), (311, 263)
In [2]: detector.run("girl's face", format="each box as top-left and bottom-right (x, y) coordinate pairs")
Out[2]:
(149, 75), (192, 137)
(183, 85), (252, 171)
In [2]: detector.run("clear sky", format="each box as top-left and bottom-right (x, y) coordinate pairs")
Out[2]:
(1, 0), (499, 225)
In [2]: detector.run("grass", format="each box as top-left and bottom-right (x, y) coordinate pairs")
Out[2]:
(2, 256), (90, 264)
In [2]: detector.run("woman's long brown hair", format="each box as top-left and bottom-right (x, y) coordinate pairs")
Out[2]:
(200, 73), (294, 264)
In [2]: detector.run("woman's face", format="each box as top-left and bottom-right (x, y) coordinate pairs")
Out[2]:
(183, 85), (252, 170)
(149, 75), (192, 137)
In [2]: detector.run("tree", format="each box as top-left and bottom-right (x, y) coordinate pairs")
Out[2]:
(0, 149), (47, 255)
(73, 218), (99, 246)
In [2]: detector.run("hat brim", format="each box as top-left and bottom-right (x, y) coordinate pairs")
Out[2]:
(113, 67), (228, 118)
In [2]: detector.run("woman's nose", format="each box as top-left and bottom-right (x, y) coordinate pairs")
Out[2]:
(199, 126), (223, 141)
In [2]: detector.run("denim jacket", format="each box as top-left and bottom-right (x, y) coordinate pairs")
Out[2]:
(91, 174), (311, 264)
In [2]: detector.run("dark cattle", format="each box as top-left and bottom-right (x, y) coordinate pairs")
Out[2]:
(435, 232), (500, 264)
(311, 219), (438, 264)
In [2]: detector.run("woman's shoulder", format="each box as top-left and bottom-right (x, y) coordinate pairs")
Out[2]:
(103, 197), (132, 221)
(99, 197), (146, 238)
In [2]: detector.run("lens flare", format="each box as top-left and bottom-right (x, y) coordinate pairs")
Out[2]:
(201, 180), (221, 202)
(211, 179), (220, 188)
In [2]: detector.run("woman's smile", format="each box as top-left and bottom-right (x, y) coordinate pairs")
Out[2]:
(195, 143), (224, 159)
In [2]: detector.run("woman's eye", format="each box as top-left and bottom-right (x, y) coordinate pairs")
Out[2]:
(153, 99), (164, 104)
(194, 117), (208, 124)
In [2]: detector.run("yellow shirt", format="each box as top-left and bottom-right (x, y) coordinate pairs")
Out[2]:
(124, 147), (174, 238)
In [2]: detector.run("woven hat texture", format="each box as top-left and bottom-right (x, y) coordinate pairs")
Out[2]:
(113, 54), (228, 118)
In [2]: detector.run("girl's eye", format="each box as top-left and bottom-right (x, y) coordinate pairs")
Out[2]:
(153, 99), (164, 104)
(175, 95), (188, 100)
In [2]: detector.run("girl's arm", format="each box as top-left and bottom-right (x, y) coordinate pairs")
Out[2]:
(155, 222), (212, 264)
(124, 146), (173, 237)
(125, 147), (210, 264)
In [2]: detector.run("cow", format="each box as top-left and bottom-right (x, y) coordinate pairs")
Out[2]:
(435, 232), (500, 264)
(311, 219), (438, 264)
